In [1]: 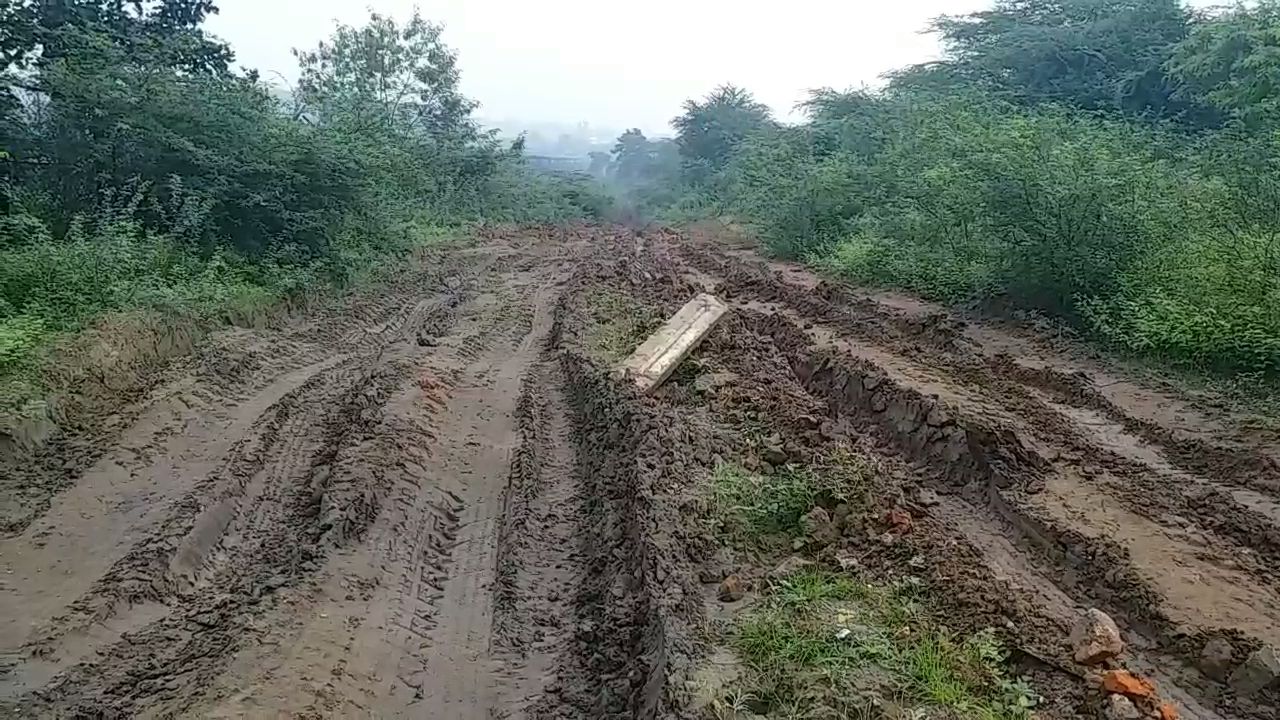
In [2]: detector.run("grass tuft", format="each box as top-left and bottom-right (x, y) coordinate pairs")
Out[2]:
(584, 290), (661, 362)
(730, 568), (1037, 720)
(709, 448), (873, 548)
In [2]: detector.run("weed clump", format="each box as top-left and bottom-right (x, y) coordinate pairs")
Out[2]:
(709, 447), (876, 549)
(732, 568), (1037, 720)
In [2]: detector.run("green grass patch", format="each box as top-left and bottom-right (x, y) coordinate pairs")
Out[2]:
(730, 568), (1037, 719)
(583, 290), (661, 362)
(709, 448), (875, 549)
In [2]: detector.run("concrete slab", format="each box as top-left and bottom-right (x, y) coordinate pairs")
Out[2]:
(616, 293), (729, 393)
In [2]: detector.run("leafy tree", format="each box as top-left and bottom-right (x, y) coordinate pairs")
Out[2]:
(898, 0), (1213, 124)
(1169, 0), (1280, 126)
(609, 129), (677, 183)
(672, 84), (773, 184)
(0, 0), (232, 75)
(293, 10), (475, 137)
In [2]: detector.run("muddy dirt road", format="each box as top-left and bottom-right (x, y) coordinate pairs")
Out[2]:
(1, 225), (1277, 719)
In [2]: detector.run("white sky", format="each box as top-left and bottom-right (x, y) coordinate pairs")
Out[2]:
(206, 0), (994, 135)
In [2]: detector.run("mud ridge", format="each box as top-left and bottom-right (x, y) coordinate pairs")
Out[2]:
(17, 356), (411, 718)
(529, 279), (713, 719)
(992, 355), (1280, 494)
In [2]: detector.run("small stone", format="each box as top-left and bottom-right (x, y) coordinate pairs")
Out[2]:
(1102, 693), (1142, 720)
(801, 507), (838, 546)
(762, 444), (789, 466)
(884, 508), (913, 534)
(1228, 644), (1280, 697)
(1070, 609), (1125, 665)
(1197, 636), (1235, 682)
(694, 372), (738, 394)
(926, 406), (951, 427)
(1101, 670), (1156, 699)
(769, 555), (814, 580)
(835, 548), (860, 571)
(863, 375), (882, 390)
(717, 574), (745, 602)
(1158, 703), (1179, 720)
(870, 393), (888, 412)
(915, 488), (941, 507)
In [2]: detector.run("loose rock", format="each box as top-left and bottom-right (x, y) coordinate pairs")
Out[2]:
(1197, 636), (1235, 682)
(884, 508), (913, 534)
(1228, 644), (1280, 697)
(694, 372), (737, 394)
(1102, 693), (1142, 720)
(915, 487), (941, 508)
(761, 444), (789, 466)
(1070, 608), (1125, 665)
(717, 574), (745, 603)
(801, 506), (838, 546)
(1101, 670), (1155, 699)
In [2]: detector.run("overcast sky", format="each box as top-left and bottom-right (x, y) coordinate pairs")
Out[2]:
(206, 0), (994, 135)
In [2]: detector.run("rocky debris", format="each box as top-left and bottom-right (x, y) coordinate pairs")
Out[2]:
(884, 508), (913, 534)
(801, 506), (839, 546)
(717, 574), (745, 602)
(1069, 608), (1125, 665)
(769, 555), (815, 580)
(1101, 670), (1156, 700)
(914, 487), (941, 508)
(834, 548), (861, 571)
(761, 439), (789, 466)
(1228, 644), (1280, 697)
(1197, 636), (1236, 682)
(693, 371), (737, 395)
(1102, 693), (1142, 720)
(1158, 703), (1179, 720)
(818, 419), (838, 440)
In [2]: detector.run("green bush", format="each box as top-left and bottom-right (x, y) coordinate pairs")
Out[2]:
(0, 6), (609, 395)
(684, 88), (1278, 373)
(645, 1), (1280, 378)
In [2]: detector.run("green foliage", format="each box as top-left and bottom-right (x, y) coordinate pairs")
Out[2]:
(732, 569), (1036, 719)
(709, 462), (858, 548)
(1169, 1), (1280, 125)
(672, 85), (774, 185)
(0, 4), (608, 394)
(649, 1), (1280, 375)
(899, 0), (1211, 124)
(583, 290), (660, 362)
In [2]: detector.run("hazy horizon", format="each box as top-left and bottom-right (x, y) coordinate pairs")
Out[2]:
(206, 0), (991, 137)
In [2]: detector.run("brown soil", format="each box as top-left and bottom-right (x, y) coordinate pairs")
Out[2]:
(0, 224), (1275, 719)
